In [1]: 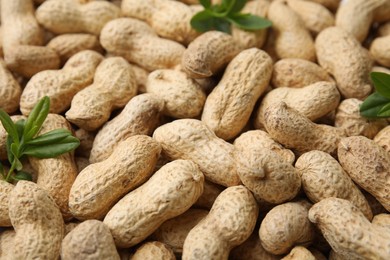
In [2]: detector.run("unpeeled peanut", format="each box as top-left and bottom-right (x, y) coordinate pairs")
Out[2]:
(281, 246), (316, 260)
(374, 125), (390, 154)
(202, 48), (273, 140)
(0, 181), (13, 227)
(194, 181), (224, 209)
(69, 135), (161, 220)
(0, 229), (15, 259)
(132, 241), (176, 260)
(230, 233), (279, 260)
(370, 35), (390, 67)
(104, 160), (204, 248)
(182, 185), (259, 260)
(20, 50), (103, 115)
(0, 59), (21, 114)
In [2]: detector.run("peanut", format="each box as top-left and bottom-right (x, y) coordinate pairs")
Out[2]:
(281, 246), (316, 260)
(100, 18), (185, 71)
(0, 59), (22, 114)
(370, 35), (390, 67)
(259, 200), (316, 255)
(129, 63), (149, 93)
(309, 198), (390, 260)
(306, 0), (340, 11)
(295, 150), (373, 220)
(104, 160), (204, 248)
(271, 58), (334, 89)
(69, 135), (161, 220)
(315, 26), (373, 99)
(132, 241), (176, 260)
(89, 93), (164, 163)
(0, 181), (13, 227)
(8, 181), (64, 259)
(146, 69), (206, 118)
(74, 128), (95, 158)
(255, 81), (340, 129)
(374, 125), (390, 154)
(268, 0), (316, 61)
(372, 214), (390, 232)
(181, 31), (242, 78)
(75, 156), (90, 173)
(373, 0), (390, 22)
(230, 233), (279, 260)
(194, 180), (224, 209)
(20, 50), (103, 115)
(338, 136), (390, 211)
(36, 0), (120, 35)
(153, 119), (240, 187)
(182, 185), (259, 260)
(0, 229), (15, 259)
(61, 219), (120, 260)
(202, 48), (273, 140)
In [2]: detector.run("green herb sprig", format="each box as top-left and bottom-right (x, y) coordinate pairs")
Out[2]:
(191, 0), (272, 34)
(360, 72), (390, 118)
(0, 96), (80, 183)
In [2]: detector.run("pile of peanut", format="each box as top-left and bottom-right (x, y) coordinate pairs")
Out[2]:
(0, 0), (390, 259)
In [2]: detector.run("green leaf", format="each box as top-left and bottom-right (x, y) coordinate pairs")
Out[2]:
(6, 136), (14, 164)
(23, 136), (80, 158)
(228, 13), (272, 30)
(23, 96), (50, 141)
(360, 92), (390, 118)
(12, 171), (32, 181)
(15, 119), (25, 139)
(199, 0), (211, 8)
(0, 162), (4, 178)
(378, 102), (390, 117)
(191, 10), (218, 32)
(26, 129), (73, 146)
(0, 110), (19, 144)
(214, 17), (231, 33)
(371, 72), (390, 99)
(10, 143), (22, 171)
(225, 0), (247, 14)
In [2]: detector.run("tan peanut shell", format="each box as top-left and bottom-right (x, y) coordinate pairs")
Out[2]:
(370, 35), (390, 67)
(268, 0), (315, 61)
(315, 26), (373, 99)
(307, 0), (340, 11)
(335, 98), (388, 139)
(259, 200), (315, 255)
(372, 214), (390, 232)
(374, 125), (390, 154)
(28, 114), (78, 221)
(338, 136), (390, 211)
(0, 229), (15, 259)
(61, 220), (120, 260)
(286, 0), (334, 34)
(263, 102), (346, 156)
(152, 208), (208, 253)
(0, 59), (21, 113)
(255, 81), (340, 129)
(295, 150), (373, 220)
(9, 181), (64, 260)
(75, 156), (90, 173)
(230, 233), (279, 260)
(202, 48), (273, 140)
(66, 57), (137, 131)
(0, 181), (13, 226)
(194, 180), (224, 209)
(1, 0), (60, 77)
(146, 69), (206, 118)
(281, 246), (316, 260)
(121, 0), (154, 21)
(271, 58), (334, 89)
(182, 185), (259, 260)
(69, 135), (161, 220)
(104, 160), (204, 248)
(129, 63), (149, 93)
(181, 31), (242, 78)
(74, 128), (94, 158)
(47, 33), (103, 64)
(132, 241), (176, 260)
(36, 0), (120, 35)
(373, 0), (390, 22)
(335, 0), (387, 42)
(100, 18), (185, 71)
(378, 21), (390, 37)
(153, 119), (240, 187)
(232, 0), (269, 49)
(89, 93), (164, 163)
(234, 130), (295, 164)
(20, 50), (103, 115)
(309, 198), (390, 260)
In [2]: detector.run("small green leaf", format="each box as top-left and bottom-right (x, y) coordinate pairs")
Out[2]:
(10, 143), (21, 165)
(199, 0), (211, 8)
(228, 13), (272, 30)
(226, 0), (247, 14)
(378, 102), (390, 117)
(23, 136), (80, 158)
(12, 171), (32, 181)
(360, 92), (390, 118)
(15, 119), (25, 139)
(214, 17), (231, 33)
(371, 72), (390, 99)
(191, 10), (218, 32)
(6, 136), (14, 164)
(23, 96), (50, 141)
(26, 129), (72, 146)
(0, 110), (19, 144)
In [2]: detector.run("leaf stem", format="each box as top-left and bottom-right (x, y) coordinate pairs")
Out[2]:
(5, 159), (17, 182)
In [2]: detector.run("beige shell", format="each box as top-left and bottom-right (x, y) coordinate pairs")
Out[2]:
(370, 35), (390, 67)
(104, 160), (204, 248)
(306, 0), (339, 11)
(8, 181), (64, 260)
(0, 229), (16, 259)
(0, 181), (13, 226)
(69, 135), (161, 220)
(194, 181), (224, 209)
(90, 93), (164, 163)
(372, 214), (390, 232)
(230, 233), (279, 260)
(202, 48), (273, 140)
(153, 119), (240, 187)
(374, 125), (390, 154)
(259, 200), (315, 255)
(182, 185), (259, 260)
(61, 220), (120, 260)
(132, 241), (176, 260)
(281, 246), (316, 260)
(309, 198), (390, 260)
(315, 26), (373, 99)
(295, 150), (373, 220)
(0, 59), (21, 114)
(74, 128), (95, 158)
(338, 136), (390, 211)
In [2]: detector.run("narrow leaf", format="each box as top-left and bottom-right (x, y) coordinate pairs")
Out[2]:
(199, 0), (211, 8)
(191, 10), (218, 32)
(6, 136), (14, 164)
(360, 92), (390, 118)
(227, 0), (247, 14)
(10, 143), (20, 162)
(228, 13), (272, 30)
(371, 72), (390, 99)
(0, 110), (19, 144)
(12, 171), (32, 181)
(23, 136), (80, 158)
(214, 17), (231, 33)
(0, 162), (4, 178)
(26, 129), (72, 146)
(23, 96), (50, 141)
(15, 119), (25, 139)
(378, 102), (390, 117)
